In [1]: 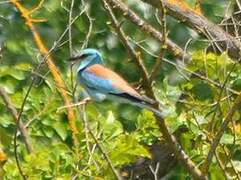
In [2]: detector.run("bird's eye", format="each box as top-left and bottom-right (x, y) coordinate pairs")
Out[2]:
(80, 54), (88, 59)
(69, 54), (88, 61)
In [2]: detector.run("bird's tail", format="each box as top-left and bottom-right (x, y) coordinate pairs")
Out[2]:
(110, 92), (165, 118)
(134, 102), (165, 119)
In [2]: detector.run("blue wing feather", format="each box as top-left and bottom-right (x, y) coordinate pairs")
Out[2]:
(78, 69), (155, 105)
(78, 70), (122, 94)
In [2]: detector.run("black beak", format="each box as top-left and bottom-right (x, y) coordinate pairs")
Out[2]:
(69, 55), (81, 62)
(69, 54), (88, 62)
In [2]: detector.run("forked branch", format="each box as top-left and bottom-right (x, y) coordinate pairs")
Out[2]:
(103, 1), (207, 179)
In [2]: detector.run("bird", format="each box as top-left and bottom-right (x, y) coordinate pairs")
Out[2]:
(69, 48), (164, 118)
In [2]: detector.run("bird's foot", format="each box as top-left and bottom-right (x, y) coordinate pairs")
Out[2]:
(56, 97), (91, 113)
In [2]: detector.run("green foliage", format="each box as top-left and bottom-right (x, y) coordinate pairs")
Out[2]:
(110, 134), (150, 166)
(3, 143), (76, 179)
(135, 111), (160, 145)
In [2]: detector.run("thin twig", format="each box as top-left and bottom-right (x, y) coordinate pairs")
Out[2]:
(207, 63), (238, 134)
(29, 0), (45, 14)
(7, 3), (84, 176)
(221, 145), (241, 179)
(10, 0), (81, 146)
(81, 105), (122, 180)
(203, 92), (241, 174)
(236, 0), (241, 11)
(215, 152), (229, 179)
(130, 39), (239, 95)
(81, 106), (101, 174)
(0, 87), (33, 154)
(68, 0), (77, 94)
(102, 1), (206, 179)
(130, 41), (239, 95)
(24, 95), (54, 129)
(14, 80), (35, 180)
(81, 1), (93, 49)
(149, 162), (160, 180)
(106, 0), (191, 62)
(102, 0), (152, 98)
(202, 60), (240, 173)
(68, 0), (75, 55)
(57, 97), (91, 112)
(141, 0), (241, 60)
(150, 2), (167, 81)
(0, 1), (10, 4)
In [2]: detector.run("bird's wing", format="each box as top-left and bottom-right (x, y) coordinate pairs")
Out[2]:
(79, 64), (154, 104)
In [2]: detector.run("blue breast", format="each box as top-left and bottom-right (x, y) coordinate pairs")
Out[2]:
(77, 70), (115, 101)
(77, 70), (119, 93)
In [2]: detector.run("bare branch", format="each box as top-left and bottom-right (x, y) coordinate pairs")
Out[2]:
(149, 162), (160, 180)
(10, 0), (81, 146)
(150, 2), (167, 80)
(102, 1), (207, 179)
(102, 0), (152, 98)
(106, 0), (191, 63)
(81, 105), (123, 180)
(81, 1), (94, 49)
(0, 87), (33, 153)
(203, 92), (241, 174)
(141, 0), (241, 60)
(130, 40), (239, 95)
(13, 80), (35, 180)
(68, 0), (75, 55)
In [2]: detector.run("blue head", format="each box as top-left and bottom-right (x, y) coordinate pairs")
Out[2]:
(70, 48), (104, 71)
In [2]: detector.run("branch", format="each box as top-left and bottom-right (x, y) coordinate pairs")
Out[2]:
(203, 92), (241, 174)
(215, 152), (229, 179)
(13, 80), (35, 180)
(141, 0), (241, 61)
(149, 162), (160, 180)
(130, 39), (239, 96)
(102, 0), (152, 98)
(103, 1), (207, 179)
(68, 0), (75, 55)
(81, 105), (122, 180)
(10, 0), (79, 146)
(0, 87), (33, 154)
(221, 145), (241, 179)
(106, 0), (191, 63)
(149, 1), (167, 80)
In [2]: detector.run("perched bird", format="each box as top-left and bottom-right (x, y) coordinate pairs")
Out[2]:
(70, 48), (164, 118)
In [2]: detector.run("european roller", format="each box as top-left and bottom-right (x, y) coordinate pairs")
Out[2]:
(70, 48), (163, 118)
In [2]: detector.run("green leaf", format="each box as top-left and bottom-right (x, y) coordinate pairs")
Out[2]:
(110, 134), (150, 166)
(0, 126), (12, 147)
(232, 78), (241, 91)
(53, 122), (68, 141)
(3, 160), (20, 178)
(42, 126), (55, 138)
(192, 82), (213, 101)
(0, 114), (15, 127)
(166, 113), (186, 133)
(0, 78), (18, 94)
(99, 111), (123, 140)
(135, 110), (160, 145)
(220, 134), (234, 145)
